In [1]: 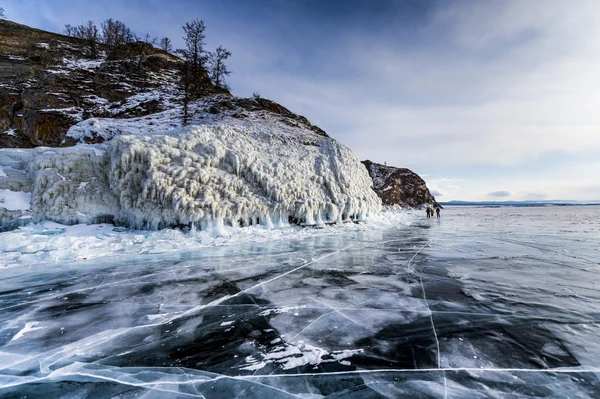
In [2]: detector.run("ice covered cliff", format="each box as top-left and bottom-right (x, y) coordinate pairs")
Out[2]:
(1, 103), (381, 230)
(0, 19), (381, 231)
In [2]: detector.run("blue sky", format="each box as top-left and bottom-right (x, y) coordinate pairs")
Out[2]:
(4, 0), (600, 201)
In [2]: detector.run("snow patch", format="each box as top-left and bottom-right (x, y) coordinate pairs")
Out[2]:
(1, 128), (17, 137)
(11, 322), (44, 341)
(0, 189), (31, 211)
(241, 341), (363, 371)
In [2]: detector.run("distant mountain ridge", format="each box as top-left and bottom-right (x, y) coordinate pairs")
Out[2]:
(440, 200), (600, 206)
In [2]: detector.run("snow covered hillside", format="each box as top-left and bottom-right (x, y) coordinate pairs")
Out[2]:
(0, 101), (381, 234)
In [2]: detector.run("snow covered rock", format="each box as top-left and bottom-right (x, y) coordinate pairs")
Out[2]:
(1, 113), (381, 230)
(107, 123), (379, 229)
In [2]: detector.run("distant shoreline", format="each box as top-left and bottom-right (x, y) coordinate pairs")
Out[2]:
(439, 201), (600, 207)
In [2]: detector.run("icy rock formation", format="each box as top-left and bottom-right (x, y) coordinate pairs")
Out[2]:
(1, 117), (381, 230)
(27, 147), (119, 225)
(108, 122), (381, 229)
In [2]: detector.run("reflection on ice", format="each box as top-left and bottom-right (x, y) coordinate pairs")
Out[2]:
(1, 206), (600, 397)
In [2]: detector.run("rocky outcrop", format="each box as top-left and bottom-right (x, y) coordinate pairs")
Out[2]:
(362, 160), (439, 208)
(0, 19), (186, 147)
(1, 19), (329, 149)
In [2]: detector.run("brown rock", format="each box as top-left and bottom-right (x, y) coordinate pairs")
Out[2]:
(362, 160), (439, 208)
(0, 19), (190, 148)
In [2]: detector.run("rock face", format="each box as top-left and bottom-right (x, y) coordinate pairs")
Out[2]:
(362, 160), (439, 208)
(0, 19), (328, 149)
(0, 19), (200, 147)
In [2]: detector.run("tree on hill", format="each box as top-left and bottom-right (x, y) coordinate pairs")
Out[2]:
(208, 46), (232, 90)
(179, 62), (191, 126)
(177, 19), (207, 70)
(0, 7), (5, 19)
(101, 18), (136, 57)
(159, 37), (173, 53)
(64, 18), (136, 59)
(63, 21), (100, 58)
(176, 19), (215, 105)
(142, 33), (157, 46)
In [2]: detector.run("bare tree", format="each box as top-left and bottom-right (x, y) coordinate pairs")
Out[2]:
(1, 8), (6, 19)
(179, 62), (191, 126)
(177, 19), (207, 69)
(80, 21), (100, 58)
(63, 21), (100, 58)
(142, 33), (157, 46)
(63, 24), (76, 36)
(208, 46), (232, 90)
(101, 18), (136, 57)
(159, 37), (173, 53)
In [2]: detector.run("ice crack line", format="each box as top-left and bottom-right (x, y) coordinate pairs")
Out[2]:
(5, 245), (353, 373)
(409, 238), (447, 398)
(406, 239), (432, 273)
(419, 272), (447, 398)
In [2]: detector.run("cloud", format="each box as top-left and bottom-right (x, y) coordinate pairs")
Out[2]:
(430, 189), (443, 197)
(488, 190), (511, 197)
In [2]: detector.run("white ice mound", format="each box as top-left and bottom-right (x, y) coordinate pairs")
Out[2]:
(109, 123), (381, 229)
(14, 119), (381, 230)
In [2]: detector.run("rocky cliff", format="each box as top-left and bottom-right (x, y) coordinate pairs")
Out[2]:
(0, 19), (212, 148)
(362, 160), (439, 208)
(0, 19), (327, 149)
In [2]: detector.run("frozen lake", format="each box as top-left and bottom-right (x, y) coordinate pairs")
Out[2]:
(1, 206), (600, 398)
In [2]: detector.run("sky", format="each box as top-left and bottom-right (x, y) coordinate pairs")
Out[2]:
(3, 0), (600, 201)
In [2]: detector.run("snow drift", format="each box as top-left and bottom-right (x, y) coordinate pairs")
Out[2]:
(1, 113), (381, 230)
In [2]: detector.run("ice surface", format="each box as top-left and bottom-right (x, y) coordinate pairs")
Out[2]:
(1, 206), (600, 397)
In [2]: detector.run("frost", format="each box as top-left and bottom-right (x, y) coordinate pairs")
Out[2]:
(1, 111), (381, 231)
(109, 123), (380, 229)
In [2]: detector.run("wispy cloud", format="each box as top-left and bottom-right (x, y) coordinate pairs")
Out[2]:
(488, 191), (511, 197)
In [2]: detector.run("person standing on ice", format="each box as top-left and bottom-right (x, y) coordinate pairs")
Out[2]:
(436, 207), (440, 218)
(426, 206), (431, 218)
